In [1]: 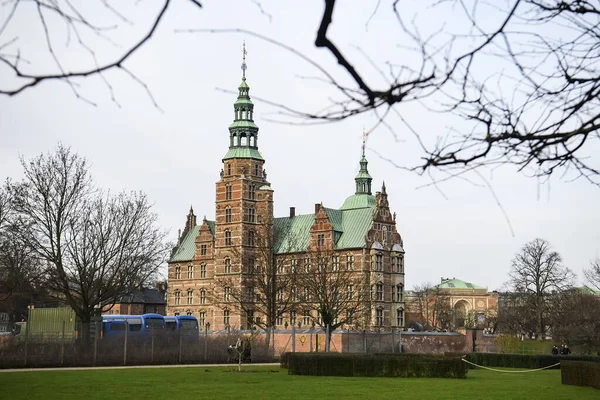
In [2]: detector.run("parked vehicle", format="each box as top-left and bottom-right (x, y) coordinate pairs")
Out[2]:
(102, 313), (165, 336)
(13, 307), (77, 343)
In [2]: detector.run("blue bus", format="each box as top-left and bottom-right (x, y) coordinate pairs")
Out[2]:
(164, 315), (199, 335)
(102, 313), (166, 337)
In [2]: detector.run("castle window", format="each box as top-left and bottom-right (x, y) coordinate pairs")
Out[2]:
(290, 259), (298, 273)
(332, 256), (340, 271)
(225, 184), (232, 200)
(224, 287), (231, 302)
(376, 308), (383, 326)
(375, 254), (383, 271)
(225, 230), (231, 246)
(347, 284), (354, 300)
(276, 314), (284, 327)
(318, 257), (327, 272)
(290, 311), (297, 325)
(225, 258), (231, 274)
(223, 309), (230, 326)
(187, 289), (193, 305)
(187, 265), (193, 279)
(227, 163), (231, 176)
(200, 289), (206, 304)
(277, 260), (284, 274)
(303, 310), (311, 325)
(396, 308), (404, 327)
(304, 286), (311, 301)
(277, 290), (284, 302)
(199, 311), (206, 326)
(317, 234), (324, 247)
(201, 244), (207, 256)
(248, 230), (255, 246)
(303, 257), (311, 272)
(254, 164), (259, 176)
(249, 184), (255, 200)
(174, 290), (181, 305)
(247, 207), (255, 223)
(225, 207), (232, 223)
(376, 283), (384, 301)
(399, 257), (404, 273)
(248, 258), (255, 273)
(175, 266), (181, 280)
(396, 284), (403, 302)
(346, 255), (354, 271)
(200, 263), (206, 278)
(392, 256), (398, 272)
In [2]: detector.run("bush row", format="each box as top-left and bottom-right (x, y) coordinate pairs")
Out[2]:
(283, 353), (467, 378)
(561, 360), (600, 390)
(463, 353), (600, 370)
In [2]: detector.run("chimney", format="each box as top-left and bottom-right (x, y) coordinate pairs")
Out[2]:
(290, 207), (296, 218)
(314, 203), (320, 214)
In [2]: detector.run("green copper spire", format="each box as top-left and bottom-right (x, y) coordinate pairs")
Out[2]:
(355, 131), (372, 195)
(223, 42), (263, 161)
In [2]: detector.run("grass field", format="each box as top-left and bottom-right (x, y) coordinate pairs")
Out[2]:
(1, 364), (597, 400)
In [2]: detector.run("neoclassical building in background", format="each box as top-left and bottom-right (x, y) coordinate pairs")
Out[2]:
(166, 63), (406, 330)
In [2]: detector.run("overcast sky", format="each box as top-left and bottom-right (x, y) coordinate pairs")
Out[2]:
(1, 0), (599, 291)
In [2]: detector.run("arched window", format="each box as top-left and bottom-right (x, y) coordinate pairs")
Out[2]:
(247, 207), (255, 223)
(187, 265), (193, 279)
(248, 230), (255, 246)
(200, 289), (206, 304)
(376, 308), (384, 326)
(224, 258), (231, 274)
(376, 283), (384, 301)
(225, 207), (232, 223)
(225, 230), (231, 246)
(174, 290), (181, 305)
(200, 263), (207, 278)
(225, 184), (232, 200)
(223, 309), (230, 326)
(375, 254), (383, 271)
(199, 311), (206, 326)
(396, 308), (404, 327)
(224, 287), (231, 302)
(175, 266), (181, 280)
(187, 289), (193, 305)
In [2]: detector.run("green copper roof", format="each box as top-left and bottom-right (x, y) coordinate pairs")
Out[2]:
(169, 221), (215, 263)
(222, 147), (264, 161)
(273, 206), (374, 253)
(340, 194), (376, 210)
(229, 120), (258, 129)
(437, 278), (486, 290)
(355, 155), (372, 179)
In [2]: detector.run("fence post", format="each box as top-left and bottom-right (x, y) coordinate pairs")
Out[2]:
(204, 324), (208, 361)
(363, 330), (367, 353)
(151, 325), (155, 364)
(178, 325), (183, 364)
(61, 321), (66, 366)
(123, 321), (128, 366)
(309, 327), (313, 353)
(391, 329), (395, 353)
(93, 321), (98, 366)
(291, 326), (296, 353)
(325, 325), (330, 353)
(23, 319), (30, 367)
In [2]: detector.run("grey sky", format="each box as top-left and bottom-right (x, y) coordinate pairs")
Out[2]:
(1, 0), (598, 291)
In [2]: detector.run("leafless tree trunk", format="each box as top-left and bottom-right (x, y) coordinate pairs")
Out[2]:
(8, 144), (170, 342)
(506, 238), (575, 340)
(410, 282), (452, 331)
(295, 247), (368, 348)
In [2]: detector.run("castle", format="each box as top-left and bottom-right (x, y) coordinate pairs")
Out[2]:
(167, 56), (406, 330)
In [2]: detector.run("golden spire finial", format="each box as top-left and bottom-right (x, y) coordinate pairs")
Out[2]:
(362, 128), (369, 156)
(241, 40), (247, 78)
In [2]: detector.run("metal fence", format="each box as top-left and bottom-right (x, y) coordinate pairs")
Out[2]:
(0, 322), (276, 369)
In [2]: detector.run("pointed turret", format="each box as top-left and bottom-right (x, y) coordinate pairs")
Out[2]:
(223, 41), (264, 162)
(355, 135), (372, 195)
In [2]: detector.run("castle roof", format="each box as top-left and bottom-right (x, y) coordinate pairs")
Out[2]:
(169, 220), (215, 262)
(436, 278), (486, 290)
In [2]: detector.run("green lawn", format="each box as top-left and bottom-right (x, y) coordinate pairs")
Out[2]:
(0, 365), (597, 400)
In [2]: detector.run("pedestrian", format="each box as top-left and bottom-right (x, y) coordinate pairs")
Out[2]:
(563, 344), (571, 355)
(551, 345), (558, 355)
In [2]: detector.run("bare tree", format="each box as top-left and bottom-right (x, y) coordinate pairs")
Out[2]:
(295, 249), (368, 347)
(496, 291), (537, 338)
(212, 223), (300, 350)
(506, 238), (575, 340)
(408, 282), (452, 331)
(547, 288), (600, 354)
(583, 258), (600, 291)
(8, 144), (170, 340)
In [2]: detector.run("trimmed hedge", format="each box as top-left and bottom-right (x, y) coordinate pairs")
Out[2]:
(561, 360), (600, 390)
(284, 353), (467, 378)
(464, 353), (600, 370)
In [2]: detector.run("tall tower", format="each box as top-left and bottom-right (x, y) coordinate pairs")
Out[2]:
(213, 43), (274, 329)
(355, 133), (373, 195)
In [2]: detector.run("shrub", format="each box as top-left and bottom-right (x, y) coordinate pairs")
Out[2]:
(561, 360), (600, 390)
(465, 353), (600, 370)
(286, 353), (467, 378)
